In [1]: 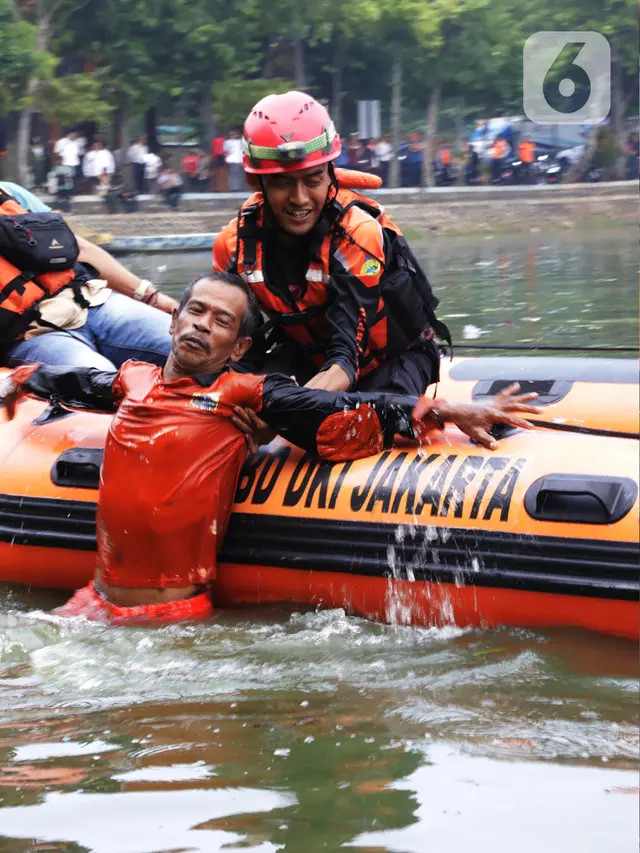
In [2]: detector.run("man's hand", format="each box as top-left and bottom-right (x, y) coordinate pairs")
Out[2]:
(304, 364), (351, 392)
(232, 406), (276, 454)
(413, 383), (542, 450)
(0, 374), (22, 421)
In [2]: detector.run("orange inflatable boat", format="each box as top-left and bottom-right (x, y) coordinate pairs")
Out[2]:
(0, 356), (638, 639)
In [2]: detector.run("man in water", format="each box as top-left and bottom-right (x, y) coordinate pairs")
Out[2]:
(1, 272), (539, 626)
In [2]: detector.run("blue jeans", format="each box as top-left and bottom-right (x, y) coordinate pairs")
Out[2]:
(7, 293), (172, 370)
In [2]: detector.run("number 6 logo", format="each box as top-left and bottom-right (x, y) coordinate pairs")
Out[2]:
(523, 32), (610, 125)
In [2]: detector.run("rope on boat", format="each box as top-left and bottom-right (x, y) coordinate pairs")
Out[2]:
(440, 343), (639, 353)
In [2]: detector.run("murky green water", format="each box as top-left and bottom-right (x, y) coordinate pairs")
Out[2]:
(127, 225), (639, 351)
(0, 225), (638, 852)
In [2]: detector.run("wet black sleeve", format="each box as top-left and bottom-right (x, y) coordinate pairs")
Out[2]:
(258, 372), (416, 457)
(23, 366), (118, 412)
(323, 266), (382, 387)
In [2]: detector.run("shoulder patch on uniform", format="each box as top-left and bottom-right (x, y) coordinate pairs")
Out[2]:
(359, 257), (381, 277)
(190, 391), (221, 412)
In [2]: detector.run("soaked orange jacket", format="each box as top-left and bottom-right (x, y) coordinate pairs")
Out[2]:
(17, 361), (437, 589)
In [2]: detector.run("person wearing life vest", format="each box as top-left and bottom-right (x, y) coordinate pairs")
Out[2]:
(489, 137), (509, 183)
(1, 272), (540, 625)
(213, 91), (451, 405)
(0, 181), (177, 369)
(517, 137), (536, 184)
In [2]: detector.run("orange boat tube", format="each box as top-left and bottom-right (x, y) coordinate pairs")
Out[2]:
(0, 357), (638, 639)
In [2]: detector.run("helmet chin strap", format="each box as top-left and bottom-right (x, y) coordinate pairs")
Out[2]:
(327, 161), (340, 196)
(257, 175), (278, 232)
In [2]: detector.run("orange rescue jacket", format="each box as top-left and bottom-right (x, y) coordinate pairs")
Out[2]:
(213, 188), (448, 383)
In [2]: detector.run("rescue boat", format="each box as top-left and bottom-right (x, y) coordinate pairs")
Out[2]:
(0, 356), (638, 639)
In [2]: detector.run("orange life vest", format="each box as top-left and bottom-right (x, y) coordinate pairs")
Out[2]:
(0, 189), (87, 347)
(217, 187), (449, 377)
(491, 139), (508, 159)
(518, 141), (535, 164)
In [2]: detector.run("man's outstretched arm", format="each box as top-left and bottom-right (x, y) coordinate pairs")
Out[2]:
(244, 375), (540, 461)
(0, 365), (119, 418)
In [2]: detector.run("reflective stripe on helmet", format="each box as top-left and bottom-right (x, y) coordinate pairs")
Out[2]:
(244, 124), (336, 164)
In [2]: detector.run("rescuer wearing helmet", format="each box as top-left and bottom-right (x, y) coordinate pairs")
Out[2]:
(213, 91), (450, 402)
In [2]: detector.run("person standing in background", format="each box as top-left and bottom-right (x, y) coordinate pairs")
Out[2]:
(195, 148), (210, 191)
(30, 137), (48, 189)
(144, 149), (162, 194)
(54, 130), (81, 191)
(406, 133), (424, 186)
(211, 134), (227, 191)
(83, 140), (115, 192)
(517, 136), (535, 184)
(128, 134), (149, 194)
(490, 136), (509, 183)
(375, 136), (393, 185)
(182, 149), (200, 189)
(223, 130), (245, 192)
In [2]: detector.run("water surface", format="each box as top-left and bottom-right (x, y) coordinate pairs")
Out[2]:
(0, 225), (638, 852)
(127, 225), (639, 351)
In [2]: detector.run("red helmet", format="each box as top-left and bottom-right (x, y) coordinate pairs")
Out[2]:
(242, 91), (341, 174)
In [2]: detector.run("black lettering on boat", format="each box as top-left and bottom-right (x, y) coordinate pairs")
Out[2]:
(390, 453), (440, 515)
(415, 455), (457, 516)
(305, 460), (336, 509)
(252, 446), (291, 505)
(283, 454), (316, 507)
(469, 457), (508, 519)
(483, 458), (525, 521)
(351, 451), (391, 512)
(440, 456), (485, 518)
(234, 451), (269, 503)
(365, 452), (408, 513)
(329, 461), (353, 509)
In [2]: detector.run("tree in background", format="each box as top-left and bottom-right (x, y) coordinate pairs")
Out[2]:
(1, 0), (636, 185)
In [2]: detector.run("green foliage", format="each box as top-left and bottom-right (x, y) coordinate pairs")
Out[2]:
(213, 78), (294, 128)
(36, 73), (115, 125)
(0, 0), (56, 113)
(593, 126), (623, 167)
(5, 0), (638, 140)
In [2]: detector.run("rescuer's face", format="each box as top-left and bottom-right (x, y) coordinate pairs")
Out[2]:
(263, 164), (330, 236)
(170, 278), (252, 374)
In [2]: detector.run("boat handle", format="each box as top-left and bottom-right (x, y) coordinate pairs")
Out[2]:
(472, 379), (572, 406)
(51, 447), (104, 489)
(525, 474), (638, 524)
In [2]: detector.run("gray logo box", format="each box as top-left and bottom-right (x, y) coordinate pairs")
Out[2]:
(523, 31), (610, 124)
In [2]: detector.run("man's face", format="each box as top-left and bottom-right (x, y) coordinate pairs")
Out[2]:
(262, 164), (330, 237)
(169, 278), (252, 375)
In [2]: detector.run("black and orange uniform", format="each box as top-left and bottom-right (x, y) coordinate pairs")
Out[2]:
(12, 361), (441, 624)
(517, 140), (536, 184)
(0, 188), (90, 352)
(213, 188), (449, 395)
(518, 140), (535, 164)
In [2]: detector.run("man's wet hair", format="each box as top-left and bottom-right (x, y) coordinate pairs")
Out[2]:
(179, 271), (261, 337)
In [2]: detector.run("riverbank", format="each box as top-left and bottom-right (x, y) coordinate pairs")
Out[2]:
(62, 181), (637, 250)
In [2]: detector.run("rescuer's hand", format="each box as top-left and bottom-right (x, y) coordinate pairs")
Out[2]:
(0, 373), (24, 421)
(413, 383), (542, 450)
(232, 406), (277, 454)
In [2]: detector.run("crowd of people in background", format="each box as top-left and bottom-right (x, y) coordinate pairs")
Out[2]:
(24, 124), (640, 214)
